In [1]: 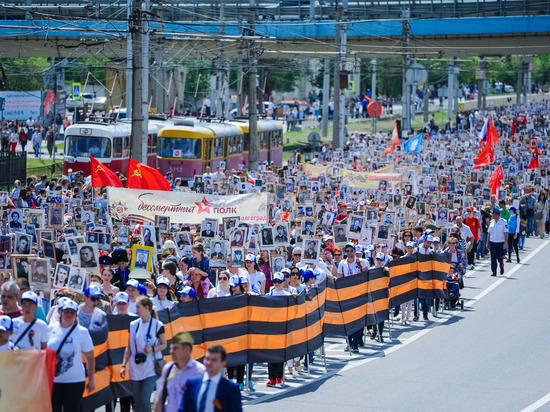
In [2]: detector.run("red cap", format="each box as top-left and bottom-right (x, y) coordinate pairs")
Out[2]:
(466, 206), (474, 211)
(339, 203), (347, 208)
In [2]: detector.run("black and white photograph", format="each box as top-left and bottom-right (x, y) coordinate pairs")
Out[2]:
(405, 196), (417, 209)
(365, 209), (378, 226)
(86, 231), (99, 243)
(498, 189), (507, 202)
(8, 209), (24, 232)
(282, 196), (294, 213)
(273, 222), (289, 246)
(222, 217), (239, 239)
(27, 212), (43, 229)
(201, 219), (217, 238)
(156, 215), (170, 233)
(301, 239), (321, 264)
(48, 207), (64, 228)
(396, 207), (407, 228)
(80, 210), (95, 225)
(29, 258), (51, 292)
(231, 247), (245, 267)
(271, 254), (286, 273)
(131, 245), (153, 271)
(347, 215), (364, 239)
(463, 196), (474, 209)
(73, 206), (83, 222)
(117, 226), (130, 243)
(378, 180), (388, 191)
(245, 234), (258, 253)
(25, 224), (38, 247)
(77, 243), (99, 273)
(53, 263), (71, 289)
(68, 266), (86, 294)
(333, 224), (348, 246)
(407, 209), (418, 225)
(301, 220), (316, 237)
(0, 252), (9, 270)
(437, 208), (449, 225)
(42, 239), (56, 260)
(393, 193), (402, 207)
(321, 210), (337, 227)
(382, 211), (395, 227)
(376, 224), (390, 242)
(230, 227), (247, 247)
(14, 232), (32, 254)
(12, 255), (30, 279)
(175, 231), (192, 249)
(259, 226), (275, 250)
(66, 235), (84, 260)
(98, 233), (112, 251)
(209, 240), (227, 268)
(0, 191), (7, 206)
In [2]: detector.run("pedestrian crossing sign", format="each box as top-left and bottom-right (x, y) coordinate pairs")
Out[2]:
(73, 83), (81, 100)
(345, 80), (355, 93)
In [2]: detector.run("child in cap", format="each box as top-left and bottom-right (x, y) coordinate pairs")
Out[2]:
(0, 315), (14, 351)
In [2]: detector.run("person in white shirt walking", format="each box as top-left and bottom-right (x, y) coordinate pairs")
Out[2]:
(11, 291), (48, 349)
(486, 205), (508, 277)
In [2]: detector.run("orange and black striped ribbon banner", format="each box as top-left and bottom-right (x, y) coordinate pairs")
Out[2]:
(82, 255), (448, 409)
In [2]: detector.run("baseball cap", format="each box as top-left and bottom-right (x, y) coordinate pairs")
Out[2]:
(59, 299), (79, 312)
(126, 279), (140, 289)
(303, 269), (316, 280)
(0, 315), (13, 332)
(137, 284), (148, 295)
(177, 286), (196, 299)
(21, 291), (38, 305)
(239, 275), (249, 284)
(509, 206), (517, 212)
(99, 255), (112, 266)
(156, 276), (170, 287)
(281, 268), (291, 276)
(355, 245), (364, 253)
(466, 206), (474, 211)
(406, 241), (415, 248)
(114, 292), (130, 304)
(84, 284), (103, 297)
(375, 252), (386, 261)
(432, 236), (441, 243)
(492, 205), (501, 214)
(228, 275), (241, 287)
(273, 272), (285, 282)
(426, 235), (435, 242)
(245, 253), (256, 263)
(164, 240), (176, 249)
(339, 203), (347, 208)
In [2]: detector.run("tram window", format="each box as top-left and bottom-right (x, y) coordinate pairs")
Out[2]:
(65, 136), (111, 158)
(148, 134), (157, 154)
(123, 136), (129, 157)
(113, 137), (123, 158)
(238, 136), (243, 153)
(158, 137), (202, 159)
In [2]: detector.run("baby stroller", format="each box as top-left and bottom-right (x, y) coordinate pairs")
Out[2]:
(444, 265), (464, 310)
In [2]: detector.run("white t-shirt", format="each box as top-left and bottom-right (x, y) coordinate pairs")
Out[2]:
(11, 318), (49, 349)
(206, 287), (230, 299)
(269, 289), (291, 296)
(337, 258), (369, 277)
(47, 323), (93, 383)
(128, 317), (165, 381)
(245, 271), (266, 294)
(152, 296), (175, 311)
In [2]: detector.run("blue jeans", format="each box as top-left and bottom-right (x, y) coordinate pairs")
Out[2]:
(527, 216), (535, 236)
(130, 376), (157, 412)
(34, 143), (40, 157)
(518, 235), (525, 249)
(477, 232), (487, 257)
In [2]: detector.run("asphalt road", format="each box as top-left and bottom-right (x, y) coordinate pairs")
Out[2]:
(245, 237), (550, 412)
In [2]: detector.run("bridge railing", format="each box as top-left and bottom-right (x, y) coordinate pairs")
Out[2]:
(0, 0), (547, 21)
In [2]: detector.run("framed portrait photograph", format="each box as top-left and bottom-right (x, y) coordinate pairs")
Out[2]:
(382, 210), (395, 228)
(405, 196), (417, 209)
(28, 257), (51, 292)
(333, 224), (348, 246)
(48, 207), (64, 228)
(66, 235), (84, 261)
(230, 227), (247, 247)
(259, 226), (275, 250)
(68, 266), (87, 294)
(140, 225), (156, 249)
(175, 230), (192, 249)
(14, 232), (32, 255)
(98, 233), (112, 251)
(230, 247), (245, 268)
(131, 244), (153, 272)
(245, 234), (258, 254)
(85, 231), (99, 243)
(200, 218), (218, 239)
(347, 215), (364, 240)
(301, 220), (316, 238)
(117, 226), (130, 243)
(0, 191), (8, 207)
(273, 222), (290, 246)
(155, 215), (170, 234)
(359, 227), (373, 247)
(395, 207), (407, 228)
(365, 209), (379, 226)
(52, 263), (71, 289)
(25, 224), (38, 247)
(77, 243), (100, 274)
(437, 208), (449, 225)
(301, 238), (321, 264)
(209, 240), (227, 268)
(320, 210), (337, 227)
(222, 217), (239, 240)
(270, 254), (286, 273)
(27, 211), (44, 229)
(376, 224), (390, 243)
(11, 254), (31, 280)
(80, 210), (95, 225)
(42, 239), (57, 260)
(8, 209), (24, 233)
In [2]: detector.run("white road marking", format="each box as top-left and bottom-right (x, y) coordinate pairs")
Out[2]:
(245, 241), (549, 407)
(519, 392), (550, 412)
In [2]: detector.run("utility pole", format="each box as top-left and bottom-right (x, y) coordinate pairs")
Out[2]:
(371, 59), (377, 135)
(332, 13), (341, 149)
(155, 21), (165, 114)
(447, 57), (455, 127)
(523, 56), (531, 105)
(217, 0), (227, 119)
(247, 0), (259, 171)
(130, 0), (149, 163)
(401, 9), (411, 133)
(237, 20), (244, 117)
(477, 57), (488, 112)
(126, 0), (133, 119)
(321, 58), (330, 138)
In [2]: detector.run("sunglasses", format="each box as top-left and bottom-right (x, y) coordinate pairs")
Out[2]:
(285, 274), (291, 278)
(345, 250), (355, 253)
(449, 242), (457, 245)
(218, 277), (228, 281)
(90, 296), (101, 302)
(403, 233), (412, 237)
(293, 254), (301, 256)
(334, 253), (342, 256)
(273, 279), (283, 284)
(291, 273), (300, 276)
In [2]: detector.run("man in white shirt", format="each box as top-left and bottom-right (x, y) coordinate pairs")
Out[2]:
(486, 205), (508, 277)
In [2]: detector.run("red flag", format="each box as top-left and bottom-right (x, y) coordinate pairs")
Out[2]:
(353, 161), (362, 171)
(384, 146), (393, 154)
(364, 95), (372, 103)
(510, 118), (515, 137)
(391, 121), (399, 150)
(487, 118), (499, 146)
(90, 156), (123, 188)
(126, 158), (171, 191)
(528, 148), (540, 169)
(488, 165), (503, 195)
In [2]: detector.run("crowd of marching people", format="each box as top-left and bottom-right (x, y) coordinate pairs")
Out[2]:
(0, 99), (549, 411)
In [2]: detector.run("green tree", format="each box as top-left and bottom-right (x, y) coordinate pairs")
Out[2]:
(0, 57), (49, 91)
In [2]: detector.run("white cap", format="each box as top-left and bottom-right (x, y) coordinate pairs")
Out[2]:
(115, 292), (129, 304)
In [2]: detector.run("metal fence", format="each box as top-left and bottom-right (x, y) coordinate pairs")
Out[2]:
(0, 151), (27, 191)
